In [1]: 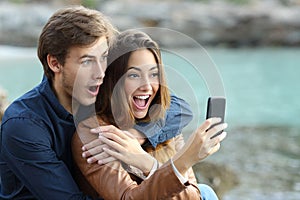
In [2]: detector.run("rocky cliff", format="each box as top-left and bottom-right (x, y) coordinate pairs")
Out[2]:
(1, 0), (300, 47)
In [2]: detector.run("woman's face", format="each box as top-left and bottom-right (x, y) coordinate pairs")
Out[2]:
(124, 49), (160, 119)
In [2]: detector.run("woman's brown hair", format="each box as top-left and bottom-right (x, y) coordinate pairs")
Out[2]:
(96, 30), (170, 129)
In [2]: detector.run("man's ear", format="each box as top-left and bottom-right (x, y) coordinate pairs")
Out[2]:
(47, 54), (61, 73)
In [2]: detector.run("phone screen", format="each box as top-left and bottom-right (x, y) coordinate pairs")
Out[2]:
(206, 97), (226, 139)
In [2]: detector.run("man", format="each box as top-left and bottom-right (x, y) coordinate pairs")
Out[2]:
(0, 6), (193, 199)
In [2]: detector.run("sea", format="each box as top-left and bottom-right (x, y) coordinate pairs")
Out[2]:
(0, 45), (299, 199)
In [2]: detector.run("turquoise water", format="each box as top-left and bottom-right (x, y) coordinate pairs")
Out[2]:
(1, 46), (299, 128)
(0, 46), (299, 199)
(162, 47), (300, 129)
(0, 47), (43, 102)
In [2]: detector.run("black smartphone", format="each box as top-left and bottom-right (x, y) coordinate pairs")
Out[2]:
(206, 96), (226, 139)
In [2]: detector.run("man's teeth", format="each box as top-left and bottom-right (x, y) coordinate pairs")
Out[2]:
(135, 95), (149, 100)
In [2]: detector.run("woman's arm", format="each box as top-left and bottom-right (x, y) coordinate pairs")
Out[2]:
(81, 95), (193, 163)
(72, 119), (201, 200)
(97, 118), (227, 180)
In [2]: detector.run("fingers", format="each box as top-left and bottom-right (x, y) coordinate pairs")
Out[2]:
(206, 123), (228, 139)
(211, 131), (226, 147)
(218, 131), (227, 142)
(98, 134), (126, 153)
(92, 125), (127, 139)
(197, 117), (222, 135)
(82, 138), (103, 152)
(122, 130), (135, 139)
(101, 148), (122, 162)
(97, 155), (117, 165)
(85, 147), (111, 164)
(209, 142), (221, 155)
(82, 141), (119, 164)
(82, 143), (106, 158)
(90, 126), (102, 134)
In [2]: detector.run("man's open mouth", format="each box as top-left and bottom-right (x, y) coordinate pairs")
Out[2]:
(88, 85), (99, 96)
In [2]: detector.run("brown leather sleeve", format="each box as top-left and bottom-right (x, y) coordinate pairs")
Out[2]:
(72, 119), (201, 200)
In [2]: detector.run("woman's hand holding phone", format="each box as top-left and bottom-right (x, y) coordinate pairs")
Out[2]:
(173, 117), (227, 176)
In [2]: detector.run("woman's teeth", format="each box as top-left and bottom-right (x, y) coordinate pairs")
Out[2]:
(135, 95), (150, 100)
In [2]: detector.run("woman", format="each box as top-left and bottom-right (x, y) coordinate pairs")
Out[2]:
(72, 30), (227, 199)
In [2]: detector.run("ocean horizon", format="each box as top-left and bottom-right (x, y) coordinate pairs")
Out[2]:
(0, 45), (299, 199)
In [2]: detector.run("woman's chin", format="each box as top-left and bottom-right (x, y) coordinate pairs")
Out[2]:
(133, 110), (148, 119)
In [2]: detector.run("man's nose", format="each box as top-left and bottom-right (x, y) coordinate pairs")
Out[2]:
(93, 62), (105, 80)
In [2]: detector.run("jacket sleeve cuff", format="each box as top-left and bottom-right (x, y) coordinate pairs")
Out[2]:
(170, 158), (189, 185)
(145, 159), (159, 179)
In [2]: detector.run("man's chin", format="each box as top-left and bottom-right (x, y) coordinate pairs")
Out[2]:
(73, 97), (96, 107)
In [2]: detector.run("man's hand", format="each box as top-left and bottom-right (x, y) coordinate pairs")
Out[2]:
(84, 125), (155, 174)
(81, 127), (117, 164)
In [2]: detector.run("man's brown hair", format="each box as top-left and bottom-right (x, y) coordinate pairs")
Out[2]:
(37, 6), (117, 81)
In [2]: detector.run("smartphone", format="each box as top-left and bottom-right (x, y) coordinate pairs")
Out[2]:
(206, 96), (226, 139)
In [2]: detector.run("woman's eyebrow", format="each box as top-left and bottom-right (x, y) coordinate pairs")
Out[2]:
(149, 66), (158, 71)
(127, 65), (158, 71)
(127, 66), (141, 71)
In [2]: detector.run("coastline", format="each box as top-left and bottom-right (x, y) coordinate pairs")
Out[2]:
(1, 1), (300, 47)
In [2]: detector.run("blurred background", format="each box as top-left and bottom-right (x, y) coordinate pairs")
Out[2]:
(0, 0), (299, 199)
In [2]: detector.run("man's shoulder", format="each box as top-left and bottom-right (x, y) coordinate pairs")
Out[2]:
(2, 83), (48, 123)
(3, 96), (40, 121)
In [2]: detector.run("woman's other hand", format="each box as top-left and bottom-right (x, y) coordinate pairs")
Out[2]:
(80, 126), (117, 164)
(97, 125), (156, 175)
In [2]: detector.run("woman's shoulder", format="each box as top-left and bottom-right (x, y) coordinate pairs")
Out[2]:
(75, 115), (104, 144)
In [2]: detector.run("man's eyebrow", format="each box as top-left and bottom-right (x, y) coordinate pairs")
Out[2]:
(101, 49), (108, 56)
(79, 55), (95, 59)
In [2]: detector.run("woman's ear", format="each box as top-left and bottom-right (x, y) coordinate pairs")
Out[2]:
(47, 54), (61, 73)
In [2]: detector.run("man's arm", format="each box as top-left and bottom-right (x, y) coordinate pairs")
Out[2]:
(0, 118), (92, 200)
(134, 94), (193, 147)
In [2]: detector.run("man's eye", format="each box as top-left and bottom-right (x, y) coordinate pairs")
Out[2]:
(100, 55), (108, 62)
(82, 59), (92, 65)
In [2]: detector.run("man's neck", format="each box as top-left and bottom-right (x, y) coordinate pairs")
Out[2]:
(51, 80), (73, 114)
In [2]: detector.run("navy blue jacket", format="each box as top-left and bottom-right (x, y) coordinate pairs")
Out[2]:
(0, 77), (192, 199)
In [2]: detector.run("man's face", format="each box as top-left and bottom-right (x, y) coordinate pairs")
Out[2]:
(58, 36), (108, 109)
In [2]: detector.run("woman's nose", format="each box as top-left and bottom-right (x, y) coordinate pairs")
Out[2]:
(139, 78), (152, 91)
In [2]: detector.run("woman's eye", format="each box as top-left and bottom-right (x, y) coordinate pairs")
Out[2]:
(128, 73), (139, 78)
(151, 72), (159, 78)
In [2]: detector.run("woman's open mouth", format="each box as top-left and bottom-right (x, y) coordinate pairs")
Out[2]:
(133, 95), (151, 109)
